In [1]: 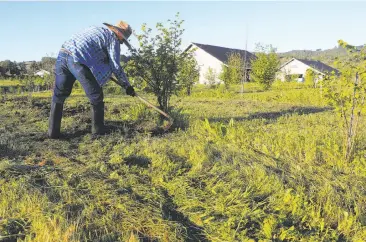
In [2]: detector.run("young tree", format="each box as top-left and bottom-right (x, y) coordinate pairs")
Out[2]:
(176, 54), (199, 96)
(40, 55), (56, 73)
(44, 73), (55, 90)
(205, 67), (218, 88)
(30, 62), (38, 73)
(22, 76), (35, 92)
(250, 43), (280, 89)
(126, 13), (195, 112)
(34, 77), (45, 92)
(304, 69), (316, 88)
(18, 62), (27, 75)
(324, 40), (366, 161)
(219, 52), (245, 89)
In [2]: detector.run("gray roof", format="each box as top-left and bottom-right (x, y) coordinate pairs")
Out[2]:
(297, 58), (340, 75)
(190, 43), (256, 68)
(120, 55), (131, 63)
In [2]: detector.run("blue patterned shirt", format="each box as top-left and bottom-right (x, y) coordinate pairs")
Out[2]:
(61, 25), (131, 88)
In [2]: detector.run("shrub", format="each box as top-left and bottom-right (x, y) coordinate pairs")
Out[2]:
(204, 67), (219, 89)
(251, 43), (280, 89)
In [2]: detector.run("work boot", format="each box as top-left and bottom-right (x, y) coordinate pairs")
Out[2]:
(48, 102), (64, 139)
(91, 102), (105, 135)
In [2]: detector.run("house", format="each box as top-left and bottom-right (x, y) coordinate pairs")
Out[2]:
(34, 69), (50, 78)
(277, 58), (340, 82)
(120, 55), (131, 64)
(184, 43), (256, 85)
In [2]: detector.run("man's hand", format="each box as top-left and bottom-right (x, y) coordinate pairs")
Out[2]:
(126, 86), (136, 97)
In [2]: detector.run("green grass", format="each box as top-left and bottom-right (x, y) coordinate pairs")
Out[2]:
(0, 79), (23, 87)
(1, 83), (366, 241)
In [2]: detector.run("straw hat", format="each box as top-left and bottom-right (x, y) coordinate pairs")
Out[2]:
(103, 21), (132, 49)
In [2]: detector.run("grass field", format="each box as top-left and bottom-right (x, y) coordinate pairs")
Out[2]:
(1, 83), (366, 241)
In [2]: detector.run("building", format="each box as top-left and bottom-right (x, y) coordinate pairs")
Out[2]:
(34, 69), (50, 78)
(277, 58), (340, 82)
(184, 43), (256, 85)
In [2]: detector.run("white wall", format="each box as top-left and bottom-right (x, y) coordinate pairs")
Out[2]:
(276, 59), (323, 82)
(190, 45), (224, 85)
(277, 59), (324, 82)
(277, 59), (308, 81)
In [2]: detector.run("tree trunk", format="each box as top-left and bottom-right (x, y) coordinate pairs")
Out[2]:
(157, 94), (169, 112)
(187, 85), (191, 96)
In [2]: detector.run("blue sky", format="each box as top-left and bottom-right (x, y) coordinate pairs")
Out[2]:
(0, 1), (365, 62)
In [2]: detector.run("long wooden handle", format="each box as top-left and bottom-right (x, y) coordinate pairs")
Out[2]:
(135, 95), (171, 120)
(110, 77), (174, 127)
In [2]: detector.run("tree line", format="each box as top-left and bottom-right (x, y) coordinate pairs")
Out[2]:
(0, 57), (56, 93)
(0, 57), (56, 77)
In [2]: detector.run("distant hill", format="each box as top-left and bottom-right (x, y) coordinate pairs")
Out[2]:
(277, 45), (363, 66)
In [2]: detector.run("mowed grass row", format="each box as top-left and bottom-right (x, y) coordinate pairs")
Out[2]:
(1, 83), (366, 241)
(0, 80), (23, 87)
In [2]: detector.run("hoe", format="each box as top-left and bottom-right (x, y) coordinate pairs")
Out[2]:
(110, 76), (174, 132)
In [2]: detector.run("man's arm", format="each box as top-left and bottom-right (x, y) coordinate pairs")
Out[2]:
(107, 38), (131, 89)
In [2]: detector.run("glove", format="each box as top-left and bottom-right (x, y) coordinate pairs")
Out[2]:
(126, 86), (136, 97)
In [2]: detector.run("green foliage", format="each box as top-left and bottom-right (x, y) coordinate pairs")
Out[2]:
(0, 79), (22, 86)
(176, 51), (199, 96)
(204, 67), (219, 89)
(0, 60), (19, 75)
(324, 40), (366, 161)
(285, 74), (301, 82)
(219, 52), (245, 89)
(18, 75), (54, 92)
(43, 72), (55, 90)
(304, 69), (316, 87)
(251, 43), (280, 90)
(34, 77), (45, 86)
(40, 56), (56, 73)
(103, 80), (124, 95)
(29, 62), (38, 73)
(123, 59), (146, 91)
(0, 57), (56, 78)
(125, 12), (194, 112)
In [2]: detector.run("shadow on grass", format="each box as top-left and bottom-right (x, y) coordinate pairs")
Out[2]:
(60, 129), (91, 140)
(0, 144), (28, 159)
(160, 189), (208, 242)
(63, 105), (88, 116)
(124, 155), (151, 168)
(55, 121), (129, 140)
(208, 106), (332, 123)
(0, 218), (30, 242)
(0, 161), (62, 204)
(0, 132), (33, 159)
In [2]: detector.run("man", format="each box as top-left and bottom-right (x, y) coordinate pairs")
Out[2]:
(48, 21), (136, 139)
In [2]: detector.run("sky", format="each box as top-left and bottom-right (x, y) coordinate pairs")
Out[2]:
(0, 1), (365, 62)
